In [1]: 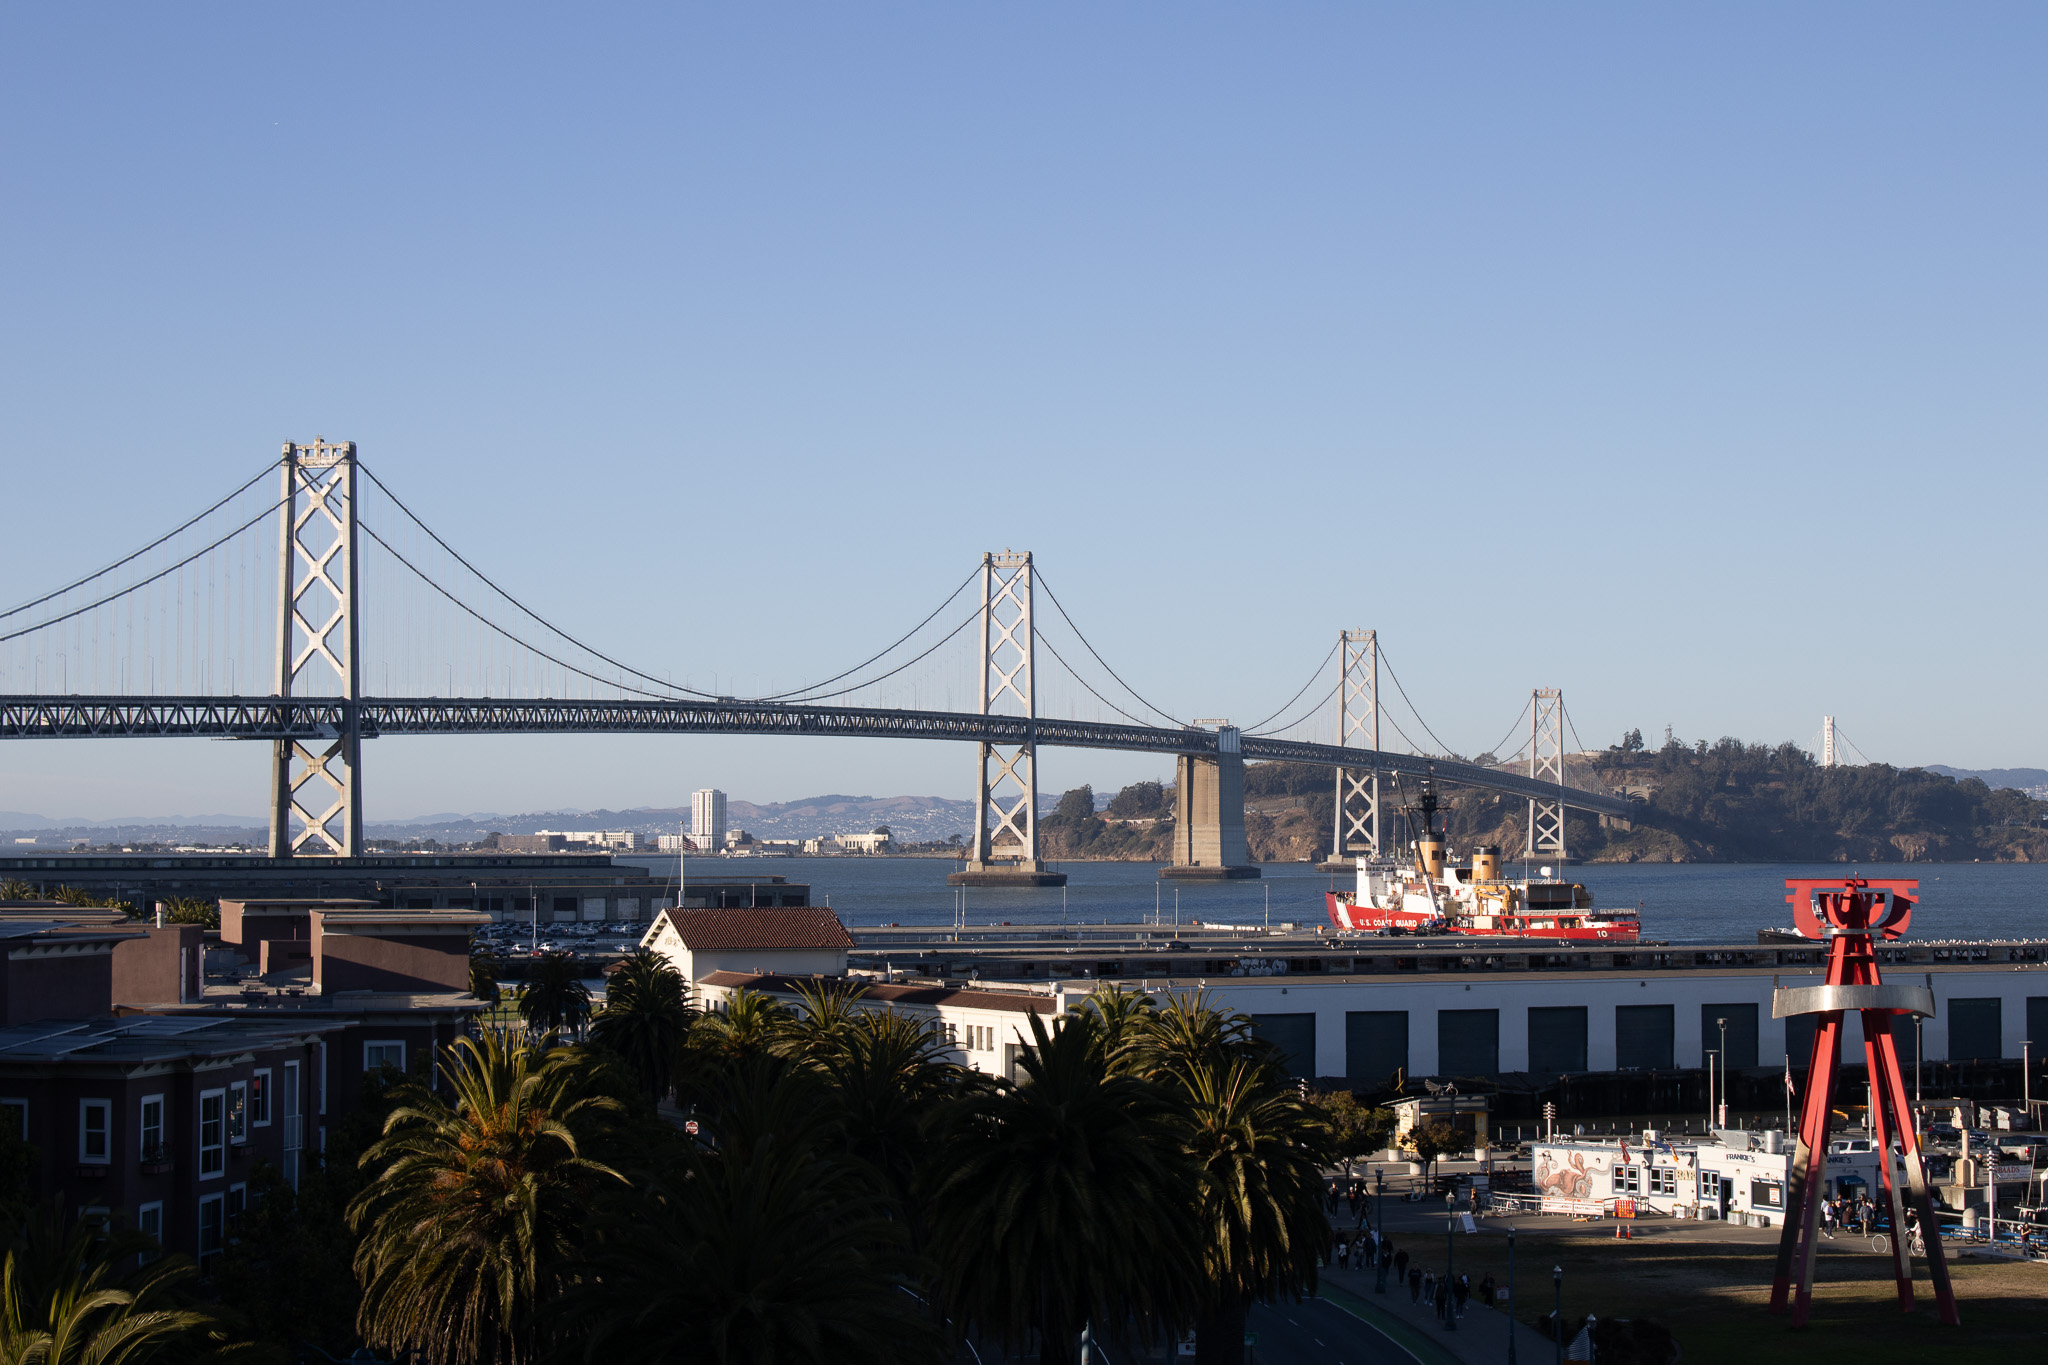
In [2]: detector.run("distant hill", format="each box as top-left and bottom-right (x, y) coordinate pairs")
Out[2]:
(1925, 766), (2048, 800)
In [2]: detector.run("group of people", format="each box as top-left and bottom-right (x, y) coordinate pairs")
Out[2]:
(1324, 1228), (1486, 1323)
(1818, 1189), (1877, 1239)
(1325, 1178), (1370, 1218)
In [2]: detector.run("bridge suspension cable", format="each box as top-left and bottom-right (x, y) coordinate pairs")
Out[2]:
(1376, 642), (1456, 757)
(1242, 636), (1342, 736)
(1031, 569), (1185, 728)
(0, 489), (289, 647)
(0, 463), (273, 624)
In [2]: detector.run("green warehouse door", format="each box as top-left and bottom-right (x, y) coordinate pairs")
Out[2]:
(1438, 1009), (1499, 1079)
(1252, 1013), (1317, 1080)
(1527, 1006), (1588, 1074)
(1947, 999), (2001, 1061)
(1346, 1011), (1408, 1088)
(1615, 1005), (1674, 1071)
(1701, 1004), (1758, 1070)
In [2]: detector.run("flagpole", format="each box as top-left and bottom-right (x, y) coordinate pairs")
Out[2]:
(1783, 1053), (1793, 1134)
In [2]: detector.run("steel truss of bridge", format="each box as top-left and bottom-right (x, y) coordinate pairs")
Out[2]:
(0, 694), (1632, 817)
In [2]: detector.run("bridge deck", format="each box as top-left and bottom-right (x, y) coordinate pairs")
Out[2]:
(0, 695), (1632, 816)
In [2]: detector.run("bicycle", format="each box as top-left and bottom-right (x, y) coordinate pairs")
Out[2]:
(1870, 1228), (1924, 1257)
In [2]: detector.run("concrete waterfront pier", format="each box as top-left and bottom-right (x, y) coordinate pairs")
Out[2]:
(1162, 729), (1260, 880)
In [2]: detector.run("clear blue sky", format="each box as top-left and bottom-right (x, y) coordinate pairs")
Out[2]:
(2, 4), (2042, 820)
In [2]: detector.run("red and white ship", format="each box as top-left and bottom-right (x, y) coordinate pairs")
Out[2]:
(1324, 783), (1640, 942)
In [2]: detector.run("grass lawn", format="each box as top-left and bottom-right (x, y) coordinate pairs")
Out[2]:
(1405, 1220), (2046, 1365)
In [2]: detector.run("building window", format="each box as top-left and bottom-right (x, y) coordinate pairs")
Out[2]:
(140, 1095), (165, 1163)
(364, 1041), (406, 1073)
(281, 1061), (303, 1191)
(250, 1070), (270, 1127)
(79, 1100), (112, 1164)
(228, 1081), (248, 1145)
(1751, 1179), (1784, 1211)
(199, 1089), (225, 1179)
(197, 1194), (224, 1273)
(1612, 1164), (1639, 1194)
(137, 1202), (163, 1263)
(227, 1183), (247, 1229)
(1699, 1170), (1719, 1202)
(1648, 1167), (1676, 1196)
(0, 1099), (24, 1141)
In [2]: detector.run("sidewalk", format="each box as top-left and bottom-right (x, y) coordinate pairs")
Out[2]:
(1312, 1261), (1558, 1365)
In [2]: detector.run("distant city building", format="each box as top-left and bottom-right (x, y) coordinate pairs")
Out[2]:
(532, 829), (641, 852)
(657, 832), (721, 854)
(692, 789), (727, 854)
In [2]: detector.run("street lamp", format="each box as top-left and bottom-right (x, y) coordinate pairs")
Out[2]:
(1444, 1190), (1458, 1332)
(1552, 1265), (1564, 1365)
(1705, 1049), (1717, 1131)
(1374, 1169), (1388, 1294)
(1506, 1226), (1518, 1365)
(1717, 1017), (1729, 1127)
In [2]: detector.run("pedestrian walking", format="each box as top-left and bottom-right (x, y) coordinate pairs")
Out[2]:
(1478, 1273), (1497, 1307)
(1407, 1265), (1422, 1303)
(1454, 1273), (1470, 1319)
(1422, 1268), (1436, 1310)
(1336, 1238), (1350, 1271)
(1394, 1247), (1409, 1283)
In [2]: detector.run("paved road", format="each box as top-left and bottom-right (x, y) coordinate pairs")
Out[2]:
(1248, 1297), (1420, 1365)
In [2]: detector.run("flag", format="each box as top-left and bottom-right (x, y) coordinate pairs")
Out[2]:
(1619, 1137), (1631, 1164)
(1784, 1055), (1795, 1096)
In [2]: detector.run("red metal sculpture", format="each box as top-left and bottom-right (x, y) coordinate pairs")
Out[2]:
(1768, 878), (1959, 1326)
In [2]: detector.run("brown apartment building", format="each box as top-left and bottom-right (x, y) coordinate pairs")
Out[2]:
(0, 901), (485, 1265)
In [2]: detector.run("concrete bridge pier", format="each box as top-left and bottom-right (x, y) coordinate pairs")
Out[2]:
(1162, 727), (1260, 880)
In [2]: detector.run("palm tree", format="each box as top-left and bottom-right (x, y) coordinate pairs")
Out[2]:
(1074, 983), (1158, 1066)
(784, 978), (871, 1065)
(1162, 1052), (1334, 1365)
(470, 943), (502, 1008)
(928, 1010), (1198, 1365)
(0, 1199), (236, 1365)
(818, 1009), (979, 1243)
(564, 1052), (941, 1365)
(518, 951), (591, 1038)
(1127, 988), (1261, 1080)
(587, 950), (694, 1099)
(349, 1032), (625, 1365)
(685, 988), (793, 1067)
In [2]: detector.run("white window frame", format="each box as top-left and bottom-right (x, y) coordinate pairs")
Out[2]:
(79, 1099), (112, 1164)
(281, 1061), (303, 1191)
(139, 1094), (165, 1163)
(136, 1201), (164, 1263)
(198, 1088), (225, 1180)
(197, 1193), (224, 1271)
(226, 1181), (247, 1228)
(250, 1069), (271, 1127)
(227, 1081), (248, 1145)
(364, 1040), (406, 1073)
(0, 1099), (24, 1141)
(316, 1041), (327, 1116)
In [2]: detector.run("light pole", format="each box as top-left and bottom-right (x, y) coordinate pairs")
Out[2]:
(1552, 1265), (1563, 1365)
(1915, 1015), (1925, 1140)
(1717, 1017), (1729, 1127)
(1506, 1226), (1518, 1365)
(1444, 1191), (1457, 1332)
(1374, 1169), (1388, 1294)
(1705, 1050), (1717, 1132)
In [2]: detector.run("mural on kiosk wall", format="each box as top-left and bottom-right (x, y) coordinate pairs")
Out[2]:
(1534, 1148), (1612, 1201)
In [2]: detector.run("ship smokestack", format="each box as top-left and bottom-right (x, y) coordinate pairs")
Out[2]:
(1416, 836), (1446, 881)
(1473, 846), (1501, 881)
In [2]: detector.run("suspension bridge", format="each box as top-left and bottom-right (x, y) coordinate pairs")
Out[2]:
(0, 441), (1629, 879)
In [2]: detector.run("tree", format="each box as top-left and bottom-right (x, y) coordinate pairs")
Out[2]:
(1107, 781), (1168, 818)
(470, 944), (502, 1008)
(1165, 1054), (1334, 1365)
(871, 824), (891, 837)
(518, 952), (591, 1039)
(349, 1033), (624, 1365)
(1407, 1119), (1468, 1182)
(1306, 1091), (1396, 1159)
(562, 1053), (941, 1365)
(0, 1199), (241, 1365)
(587, 950), (694, 1099)
(928, 1010), (1198, 1365)
(1049, 786), (1097, 824)
(162, 896), (219, 928)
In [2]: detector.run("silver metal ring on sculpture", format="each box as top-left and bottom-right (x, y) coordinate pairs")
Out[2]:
(1771, 984), (1936, 1019)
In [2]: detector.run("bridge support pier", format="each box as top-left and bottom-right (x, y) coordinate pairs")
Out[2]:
(1161, 727), (1259, 880)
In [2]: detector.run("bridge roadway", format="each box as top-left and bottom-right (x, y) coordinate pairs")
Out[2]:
(0, 694), (1632, 816)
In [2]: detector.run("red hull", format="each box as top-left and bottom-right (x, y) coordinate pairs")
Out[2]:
(1325, 891), (1640, 942)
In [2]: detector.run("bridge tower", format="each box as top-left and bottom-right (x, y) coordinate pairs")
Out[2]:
(267, 440), (363, 858)
(1822, 714), (1836, 767)
(1325, 628), (1380, 869)
(1526, 686), (1566, 864)
(950, 551), (1065, 887)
